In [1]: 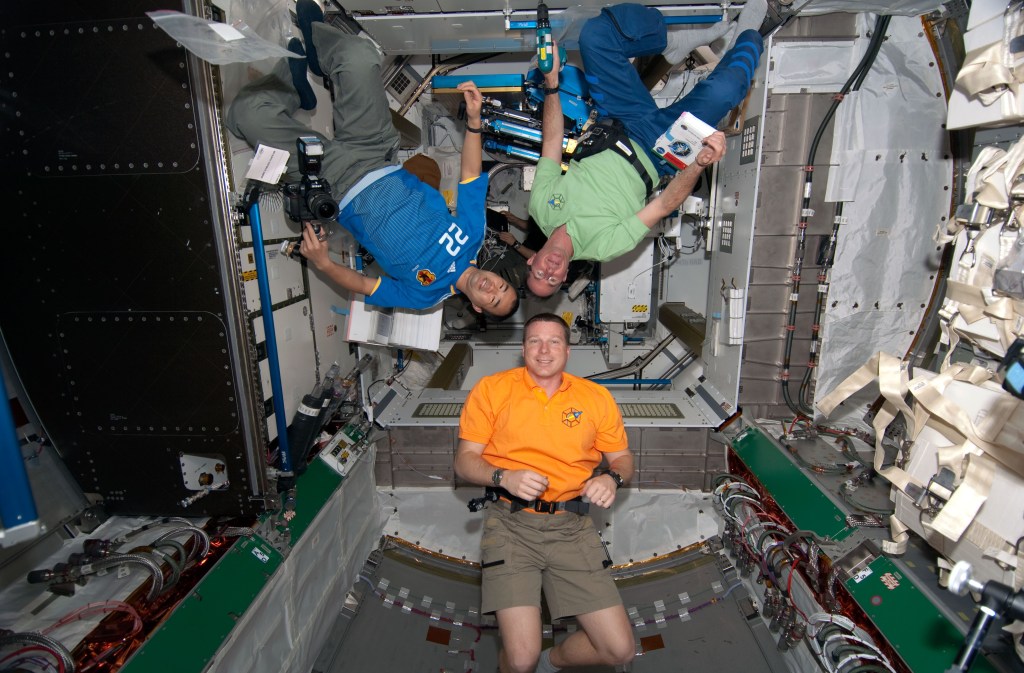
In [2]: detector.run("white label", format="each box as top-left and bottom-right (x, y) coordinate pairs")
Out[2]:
(297, 402), (319, 417)
(246, 145), (290, 185)
(852, 566), (873, 583)
(252, 547), (270, 563)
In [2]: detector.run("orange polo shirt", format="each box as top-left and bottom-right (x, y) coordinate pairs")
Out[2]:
(459, 368), (628, 501)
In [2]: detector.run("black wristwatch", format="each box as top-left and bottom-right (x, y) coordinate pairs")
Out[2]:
(601, 469), (624, 489)
(491, 468), (505, 487)
(543, 85), (560, 95)
(512, 241), (522, 250)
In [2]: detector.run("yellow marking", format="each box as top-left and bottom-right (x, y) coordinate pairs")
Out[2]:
(241, 270), (258, 282)
(632, 305), (649, 313)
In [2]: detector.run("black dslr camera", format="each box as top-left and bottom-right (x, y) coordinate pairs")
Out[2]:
(283, 136), (338, 224)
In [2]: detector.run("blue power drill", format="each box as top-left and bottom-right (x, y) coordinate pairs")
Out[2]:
(536, 3), (554, 73)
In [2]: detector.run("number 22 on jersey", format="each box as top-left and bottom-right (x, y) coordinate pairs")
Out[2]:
(438, 223), (468, 256)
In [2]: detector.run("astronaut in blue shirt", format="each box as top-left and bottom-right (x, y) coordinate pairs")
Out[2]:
(227, 1), (518, 316)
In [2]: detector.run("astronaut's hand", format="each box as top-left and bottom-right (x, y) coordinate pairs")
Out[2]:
(504, 211), (529, 231)
(457, 81), (483, 120)
(545, 39), (562, 86)
(503, 470), (549, 500)
(695, 131), (726, 167)
(300, 222), (330, 270)
(497, 231), (518, 246)
(581, 475), (618, 509)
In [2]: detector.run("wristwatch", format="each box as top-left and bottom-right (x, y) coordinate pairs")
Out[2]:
(491, 468), (505, 487)
(601, 469), (624, 489)
(512, 241), (522, 250)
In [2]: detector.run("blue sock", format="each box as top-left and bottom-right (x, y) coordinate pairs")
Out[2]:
(296, 0), (326, 77)
(287, 38), (317, 111)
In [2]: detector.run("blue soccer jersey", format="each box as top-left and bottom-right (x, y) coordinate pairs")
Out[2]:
(339, 170), (488, 309)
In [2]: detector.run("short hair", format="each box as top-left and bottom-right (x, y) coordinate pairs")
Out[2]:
(523, 312), (570, 343)
(403, 153), (441, 191)
(482, 293), (520, 322)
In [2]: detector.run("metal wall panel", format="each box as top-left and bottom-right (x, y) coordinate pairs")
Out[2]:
(0, 0), (271, 516)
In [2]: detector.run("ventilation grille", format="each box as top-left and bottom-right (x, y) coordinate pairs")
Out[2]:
(411, 402), (685, 419)
(384, 57), (422, 106)
(619, 403), (684, 419)
(413, 402), (463, 418)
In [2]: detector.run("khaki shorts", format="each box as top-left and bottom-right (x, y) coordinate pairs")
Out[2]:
(480, 499), (622, 619)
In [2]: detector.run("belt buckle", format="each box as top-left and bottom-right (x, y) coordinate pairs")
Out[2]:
(533, 500), (557, 514)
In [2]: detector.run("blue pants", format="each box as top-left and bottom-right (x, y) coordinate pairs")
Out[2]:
(579, 4), (763, 173)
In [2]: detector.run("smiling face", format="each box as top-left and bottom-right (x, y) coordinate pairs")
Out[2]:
(463, 268), (517, 316)
(525, 244), (570, 297)
(522, 316), (571, 383)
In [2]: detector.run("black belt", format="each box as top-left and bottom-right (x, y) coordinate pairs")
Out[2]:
(485, 487), (590, 515)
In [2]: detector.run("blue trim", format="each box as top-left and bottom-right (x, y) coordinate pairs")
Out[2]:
(664, 15), (724, 25)
(0, 375), (38, 537)
(511, 15), (723, 29)
(248, 201), (294, 474)
(490, 119), (543, 144)
(590, 379), (673, 386)
(432, 74), (524, 90)
(483, 139), (540, 163)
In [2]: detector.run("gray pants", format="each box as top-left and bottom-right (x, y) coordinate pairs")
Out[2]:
(226, 23), (399, 198)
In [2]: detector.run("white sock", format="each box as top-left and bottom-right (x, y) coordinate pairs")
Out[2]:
(721, 0), (769, 50)
(735, 0), (769, 35)
(535, 648), (560, 673)
(663, 22), (733, 64)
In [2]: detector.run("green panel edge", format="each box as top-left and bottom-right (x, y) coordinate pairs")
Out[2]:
(844, 556), (996, 673)
(283, 459), (343, 542)
(730, 425), (853, 541)
(121, 460), (342, 673)
(120, 535), (284, 673)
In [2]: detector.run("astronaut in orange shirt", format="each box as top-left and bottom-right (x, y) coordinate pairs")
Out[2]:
(456, 312), (635, 673)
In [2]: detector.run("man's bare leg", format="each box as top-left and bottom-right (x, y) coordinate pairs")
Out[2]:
(547, 605), (635, 669)
(495, 605), (543, 673)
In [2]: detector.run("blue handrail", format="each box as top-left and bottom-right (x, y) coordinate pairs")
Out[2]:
(247, 199), (293, 474)
(0, 374), (39, 547)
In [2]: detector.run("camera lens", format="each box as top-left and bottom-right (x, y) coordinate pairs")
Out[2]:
(308, 192), (338, 221)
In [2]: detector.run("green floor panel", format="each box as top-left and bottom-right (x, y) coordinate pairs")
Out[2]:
(844, 556), (996, 673)
(121, 535), (284, 673)
(731, 426), (852, 542)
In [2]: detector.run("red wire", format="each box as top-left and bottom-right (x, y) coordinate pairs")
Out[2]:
(784, 562), (810, 624)
(42, 600), (143, 638)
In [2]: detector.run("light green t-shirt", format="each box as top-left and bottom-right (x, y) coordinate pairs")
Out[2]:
(527, 140), (657, 262)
